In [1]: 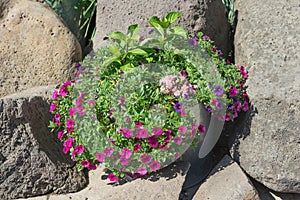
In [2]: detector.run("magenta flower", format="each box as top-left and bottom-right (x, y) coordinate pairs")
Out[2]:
(108, 174), (118, 183)
(52, 90), (58, 99)
(120, 157), (129, 165)
(59, 81), (71, 97)
(49, 102), (57, 112)
(135, 121), (143, 129)
(134, 143), (141, 152)
(243, 100), (249, 111)
(67, 126), (74, 134)
(150, 161), (161, 171)
(198, 124), (206, 133)
(118, 128), (133, 138)
(81, 160), (96, 170)
(173, 136), (183, 145)
(202, 35), (210, 40)
(140, 154), (152, 164)
(224, 114), (231, 121)
(152, 127), (162, 136)
(136, 166), (148, 176)
(136, 129), (148, 138)
(69, 108), (77, 116)
(174, 102), (183, 112)
(104, 147), (114, 157)
(96, 152), (105, 162)
(229, 86), (238, 97)
(214, 86), (224, 97)
(88, 100), (96, 106)
(71, 145), (85, 160)
(178, 125), (187, 135)
(147, 136), (158, 148)
(63, 137), (75, 154)
(57, 130), (64, 139)
(180, 110), (186, 117)
(66, 118), (75, 128)
(121, 148), (132, 159)
(125, 116), (130, 123)
(240, 66), (248, 78)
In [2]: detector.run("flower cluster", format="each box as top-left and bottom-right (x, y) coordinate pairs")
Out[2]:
(49, 12), (249, 184)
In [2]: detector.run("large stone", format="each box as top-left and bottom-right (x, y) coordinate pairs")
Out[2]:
(0, 0), (82, 98)
(194, 155), (259, 200)
(232, 0), (300, 193)
(17, 161), (189, 200)
(0, 86), (88, 199)
(94, 0), (231, 56)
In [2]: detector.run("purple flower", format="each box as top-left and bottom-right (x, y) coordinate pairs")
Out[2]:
(140, 154), (152, 164)
(188, 37), (198, 47)
(152, 127), (162, 136)
(174, 102), (183, 112)
(150, 161), (161, 171)
(214, 86), (224, 97)
(134, 143), (141, 152)
(224, 114), (231, 121)
(206, 106), (212, 112)
(118, 128), (133, 138)
(202, 35), (210, 40)
(228, 104), (234, 110)
(229, 86), (238, 97)
(198, 124), (206, 133)
(147, 136), (158, 148)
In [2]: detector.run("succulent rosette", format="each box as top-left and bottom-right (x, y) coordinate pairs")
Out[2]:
(49, 12), (248, 183)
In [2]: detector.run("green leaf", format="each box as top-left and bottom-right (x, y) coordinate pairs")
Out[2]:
(108, 45), (121, 57)
(128, 48), (148, 56)
(127, 24), (139, 38)
(148, 16), (165, 36)
(108, 31), (126, 42)
(168, 26), (187, 39)
(165, 12), (182, 24)
(120, 63), (135, 71)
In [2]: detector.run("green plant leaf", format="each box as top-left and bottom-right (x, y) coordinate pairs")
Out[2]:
(108, 31), (127, 42)
(128, 48), (148, 56)
(168, 26), (187, 39)
(165, 12), (182, 24)
(148, 16), (165, 36)
(127, 24), (139, 38)
(108, 45), (121, 57)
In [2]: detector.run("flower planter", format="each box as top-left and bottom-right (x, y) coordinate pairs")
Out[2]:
(49, 12), (249, 183)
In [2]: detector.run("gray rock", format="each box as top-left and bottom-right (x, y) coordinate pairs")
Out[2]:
(194, 155), (260, 200)
(0, 0), (82, 98)
(0, 86), (88, 199)
(232, 0), (300, 193)
(94, 0), (231, 56)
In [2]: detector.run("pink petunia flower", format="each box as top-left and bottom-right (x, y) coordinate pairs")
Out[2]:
(147, 136), (158, 148)
(104, 147), (114, 157)
(136, 129), (148, 138)
(150, 161), (161, 171)
(52, 90), (58, 99)
(140, 154), (152, 164)
(71, 145), (85, 160)
(118, 128), (133, 138)
(49, 102), (57, 112)
(108, 174), (118, 183)
(152, 127), (162, 136)
(136, 166), (148, 176)
(121, 148), (132, 159)
(134, 144), (141, 152)
(66, 118), (75, 128)
(173, 136), (183, 145)
(57, 130), (64, 139)
(198, 124), (206, 133)
(96, 152), (105, 162)
(178, 125), (187, 135)
(120, 157), (129, 165)
(63, 137), (75, 154)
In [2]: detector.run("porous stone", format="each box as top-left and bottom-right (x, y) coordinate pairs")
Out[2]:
(0, 86), (88, 199)
(0, 0), (82, 98)
(232, 0), (300, 193)
(194, 155), (260, 200)
(94, 0), (231, 56)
